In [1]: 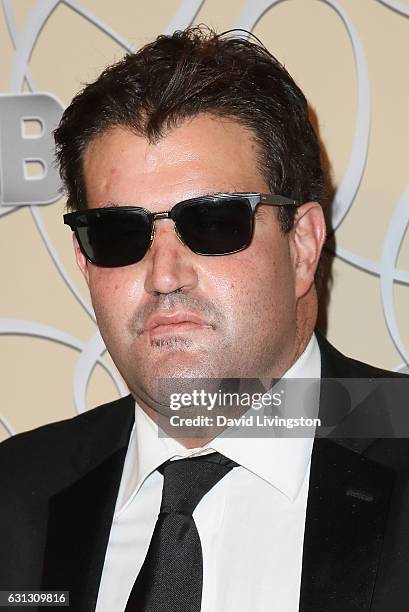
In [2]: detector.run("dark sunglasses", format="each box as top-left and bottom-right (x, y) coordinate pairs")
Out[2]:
(63, 192), (298, 268)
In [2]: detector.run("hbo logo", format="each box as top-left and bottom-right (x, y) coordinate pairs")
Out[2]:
(0, 93), (63, 207)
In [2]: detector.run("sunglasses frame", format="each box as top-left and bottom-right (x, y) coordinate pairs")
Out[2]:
(63, 192), (298, 266)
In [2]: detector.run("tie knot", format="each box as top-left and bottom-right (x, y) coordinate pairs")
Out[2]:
(158, 452), (237, 516)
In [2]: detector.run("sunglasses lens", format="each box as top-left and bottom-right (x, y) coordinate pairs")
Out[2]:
(75, 210), (152, 267)
(176, 197), (253, 255)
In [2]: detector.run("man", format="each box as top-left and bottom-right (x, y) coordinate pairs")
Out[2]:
(0, 26), (408, 612)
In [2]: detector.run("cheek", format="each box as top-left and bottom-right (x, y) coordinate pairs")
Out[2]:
(233, 237), (293, 293)
(87, 268), (142, 338)
(201, 240), (294, 328)
(88, 266), (143, 300)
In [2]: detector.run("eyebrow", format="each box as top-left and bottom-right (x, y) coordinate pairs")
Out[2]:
(95, 191), (240, 209)
(98, 201), (124, 208)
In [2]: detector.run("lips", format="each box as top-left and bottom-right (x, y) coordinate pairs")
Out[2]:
(143, 312), (211, 337)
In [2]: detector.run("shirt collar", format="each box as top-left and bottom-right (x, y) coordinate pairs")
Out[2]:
(114, 333), (320, 517)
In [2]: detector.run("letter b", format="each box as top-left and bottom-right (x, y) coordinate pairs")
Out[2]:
(0, 93), (63, 206)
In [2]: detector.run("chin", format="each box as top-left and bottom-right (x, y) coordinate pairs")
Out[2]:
(148, 333), (194, 352)
(146, 335), (211, 372)
(155, 355), (213, 379)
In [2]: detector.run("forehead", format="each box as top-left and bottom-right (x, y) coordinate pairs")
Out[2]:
(82, 114), (267, 209)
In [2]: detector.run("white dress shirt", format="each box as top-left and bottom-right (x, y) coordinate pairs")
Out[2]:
(95, 333), (321, 612)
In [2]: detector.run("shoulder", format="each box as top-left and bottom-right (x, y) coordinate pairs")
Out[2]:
(315, 329), (408, 379)
(315, 331), (409, 460)
(0, 395), (134, 490)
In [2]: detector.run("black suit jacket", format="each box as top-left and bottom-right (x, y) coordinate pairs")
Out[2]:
(1, 333), (409, 611)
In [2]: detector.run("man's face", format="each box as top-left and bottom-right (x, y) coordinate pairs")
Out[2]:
(78, 114), (319, 410)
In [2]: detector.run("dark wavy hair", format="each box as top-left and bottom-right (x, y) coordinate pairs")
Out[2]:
(54, 26), (325, 232)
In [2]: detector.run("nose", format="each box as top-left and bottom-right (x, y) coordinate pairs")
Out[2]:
(143, 219), (199, 295)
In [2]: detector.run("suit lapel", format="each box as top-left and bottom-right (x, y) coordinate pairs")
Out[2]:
(299, 438), (394, 612)
(41, 395), (135, 612)
(299, 332), (395, 611)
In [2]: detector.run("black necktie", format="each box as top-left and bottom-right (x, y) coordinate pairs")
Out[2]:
(125, 452), (238, 612)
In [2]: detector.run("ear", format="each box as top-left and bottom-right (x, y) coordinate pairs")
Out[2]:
(288, 202), (326, 299)
(73, 233), (90, 285)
